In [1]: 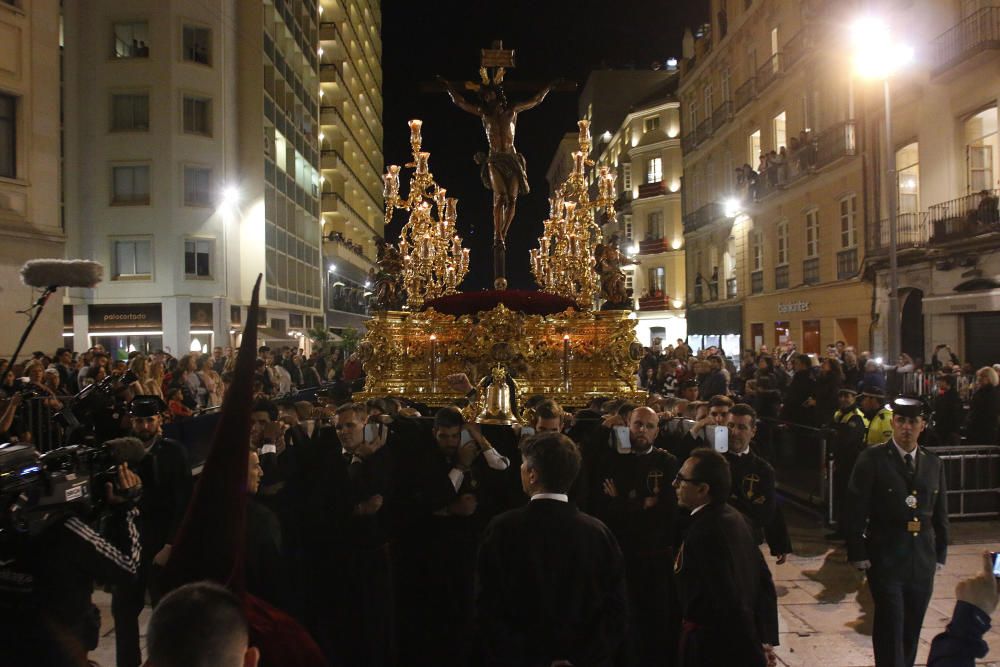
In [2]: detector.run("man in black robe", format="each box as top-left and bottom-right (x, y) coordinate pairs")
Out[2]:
(672, 448), (778, 667)
(477, 432), (627, 667)
(594, 406), (679, 666)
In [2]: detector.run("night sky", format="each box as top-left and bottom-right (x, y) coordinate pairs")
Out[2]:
(382, 0), (707, 291)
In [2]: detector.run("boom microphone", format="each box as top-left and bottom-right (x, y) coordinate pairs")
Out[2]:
(20, 259), (103, 289)
(104, 437), (149, 467)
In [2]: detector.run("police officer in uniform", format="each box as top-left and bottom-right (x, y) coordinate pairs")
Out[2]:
(846, 397), (949, 667)
(828, 388), (869, 539)
(860, 385), (894, 446)
(112, 395), (193, 667)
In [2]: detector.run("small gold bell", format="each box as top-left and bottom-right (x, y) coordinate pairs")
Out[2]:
(476, 364), (518, 425)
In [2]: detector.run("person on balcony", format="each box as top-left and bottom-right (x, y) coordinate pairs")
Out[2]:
(972, 189), (999, 225)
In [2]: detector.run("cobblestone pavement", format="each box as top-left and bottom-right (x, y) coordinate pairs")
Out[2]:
(89, 504), (1000, 667)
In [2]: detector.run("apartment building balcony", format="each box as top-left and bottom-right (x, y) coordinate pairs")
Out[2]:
(756, 53), (782, 94)
(696, 118), (713, 144)
(637, 237), (673, 255)
(734, 77), (755, 112)
(322, 191), (380, 237)
(928, 190), (1000, 242)
(814, 120), (856, 169)
(932, 5), (1000, 77)
(638, 181), (668, 199)
(683, 201), (726, 233)
(323, 234), (375, 269)
(712, 101), (732, 133)
(638, 293), (674, 311)
(866, 212), (930, 256)
(837, 248), (859, 279)
(321, 149), (382, 211)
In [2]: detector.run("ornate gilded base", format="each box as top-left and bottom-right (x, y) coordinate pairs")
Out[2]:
(354, 303), (645, 411)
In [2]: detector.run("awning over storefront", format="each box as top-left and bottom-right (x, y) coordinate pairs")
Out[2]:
(922, 289), (1000, 315)
(686, 305), (742, 335)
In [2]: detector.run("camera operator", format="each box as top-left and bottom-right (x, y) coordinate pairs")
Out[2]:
(0, 458), (142, 667)
(112, 395), (193, 667)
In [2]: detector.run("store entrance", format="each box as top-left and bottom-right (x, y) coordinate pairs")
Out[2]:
(90, 334), (164, 361)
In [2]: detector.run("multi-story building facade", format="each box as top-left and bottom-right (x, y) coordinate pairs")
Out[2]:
(318, 0), (382, 332)
(0, 0), (62, 357)
(62, 0), (378, 359)
(545, 132), (578, 198)
(593, 78), (688, 347)
(680, 0), (871, 356)
(864, 0), (1000, 367)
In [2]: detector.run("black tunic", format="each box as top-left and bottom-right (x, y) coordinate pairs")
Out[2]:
(477, 499), (628, 667)
(673, 503), (777, 667)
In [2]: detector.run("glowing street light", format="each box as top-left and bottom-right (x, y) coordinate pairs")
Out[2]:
(850, 15), (912, 363)
(723, 197), (742, 218)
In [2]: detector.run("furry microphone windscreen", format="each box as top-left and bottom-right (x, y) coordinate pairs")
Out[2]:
(20, 259), (103, 288)
(104, 437), (148, 466)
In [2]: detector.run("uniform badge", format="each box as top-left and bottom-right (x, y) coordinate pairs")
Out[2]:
(905, 494), (918, 509)
(628, 490), (637, 500)
(470, 479), (479, 489)
(743, 473), (761, 499)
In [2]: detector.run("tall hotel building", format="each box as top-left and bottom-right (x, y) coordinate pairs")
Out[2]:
(61, 0), (381, 358)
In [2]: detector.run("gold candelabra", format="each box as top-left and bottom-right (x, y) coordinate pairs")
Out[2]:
(530, 119), (617, 307)
(383, 119), (471, 309)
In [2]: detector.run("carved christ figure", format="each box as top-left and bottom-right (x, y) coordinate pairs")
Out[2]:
(439, 73), (557, 249)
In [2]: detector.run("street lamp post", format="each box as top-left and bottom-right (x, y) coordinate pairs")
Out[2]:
(851, 17), (912, 363)
(883, 77), (900, 364)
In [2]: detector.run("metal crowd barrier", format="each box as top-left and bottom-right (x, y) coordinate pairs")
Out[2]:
(924, 444), (1000, 518)
(22, 395), (62, 452)
(761, 418), (831, 517)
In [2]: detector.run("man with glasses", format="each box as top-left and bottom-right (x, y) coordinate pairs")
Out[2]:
(846, 397), (949, 667)
(672, 448), (778, 667)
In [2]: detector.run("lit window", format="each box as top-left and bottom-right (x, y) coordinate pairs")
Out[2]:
(113, 239), (152, 279)
(647, 157), (662, 183)
(183, 26), (211, 65)
(751, 231), (763, 271)
(183, 166), (212, 207)
(964, 107), (997, 193)
(184, 239), (212, 278)
(805, 209), (819, 257)
(896, 143), (920, 213)
(110, 93), (149, 132)
(113, 22), (149, 59)
(840, 195), (857, 249)
(748, 129), (761, 166)
(183, 96), (212, 136)
(773, 111), (787, 151)
(111, 165), (150, 205)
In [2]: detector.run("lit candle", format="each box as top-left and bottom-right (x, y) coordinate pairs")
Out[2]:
(408, 119), (423, 146)
(572, 151), (585, 175)
(563, 334), (571, 390)
(447, 197), (458, 222)
(578, 119), (591, 145)
(429, 334), (438, 391)
(416, 152), (430, 174)
(564, 201), (576, 218)
(435, 188), (447, 210)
